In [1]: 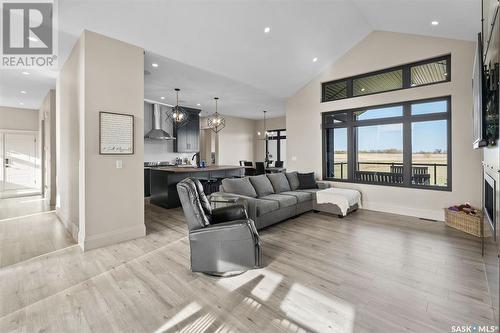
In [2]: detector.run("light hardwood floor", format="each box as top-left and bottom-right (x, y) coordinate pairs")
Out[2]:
(0, 196), (75, 268)
(0, 203), (494, 332)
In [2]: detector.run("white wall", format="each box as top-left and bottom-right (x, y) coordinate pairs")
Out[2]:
(39, 90), (56, 205)
(215, 115), (256, 165)
(286, 31), (482, 221)
(56, 37), (82, 240)
(0, 106), (39, 131)
(81, 31), (145, 249)
(200, 115), (255, 165)
(56, 30), (145, 250)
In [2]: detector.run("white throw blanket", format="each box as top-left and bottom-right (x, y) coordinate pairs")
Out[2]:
(316, 188), (362, 216)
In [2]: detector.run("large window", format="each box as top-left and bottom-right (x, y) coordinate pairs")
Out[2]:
(322, 97), (451, 190)
(322, 55), (451, 102)
(266, 129), (286, 166)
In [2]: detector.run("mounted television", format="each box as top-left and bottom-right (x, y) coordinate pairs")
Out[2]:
(472, 33), (487, 149)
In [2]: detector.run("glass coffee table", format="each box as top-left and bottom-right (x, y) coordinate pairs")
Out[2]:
(209, 193), (241, 209)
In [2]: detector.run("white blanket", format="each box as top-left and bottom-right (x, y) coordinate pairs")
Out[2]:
(316, 188), (362, 216)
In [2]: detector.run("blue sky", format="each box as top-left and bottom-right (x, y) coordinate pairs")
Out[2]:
(333, 103), (448, 153)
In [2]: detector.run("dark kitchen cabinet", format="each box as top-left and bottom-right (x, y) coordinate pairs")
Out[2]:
(173, 108), (200, 153)
(144, 168), (151, 197)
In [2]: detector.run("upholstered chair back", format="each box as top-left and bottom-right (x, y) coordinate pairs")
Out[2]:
(177, 178), (213, 231)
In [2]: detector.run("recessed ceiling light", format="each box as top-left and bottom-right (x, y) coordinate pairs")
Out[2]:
(264, 27), (271, 34)
(28, 36), (39, 42)
(19, 102), (24, 105)
(160, 96), (165, 100)
(196, 103), (201, 106)
(20, 90), (27, 94)
(312, 57), (318, 62)
(431, 21), (439, 26)
(22, 71), (30, 75)
(152, 63), (159, 68)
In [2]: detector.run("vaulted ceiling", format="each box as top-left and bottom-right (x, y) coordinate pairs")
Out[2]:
(0, 0), (480, 118)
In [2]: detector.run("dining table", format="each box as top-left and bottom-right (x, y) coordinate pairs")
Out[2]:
(265, 167), (286, 173)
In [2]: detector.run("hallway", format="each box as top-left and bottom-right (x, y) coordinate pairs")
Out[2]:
(0, 196), (75, 268)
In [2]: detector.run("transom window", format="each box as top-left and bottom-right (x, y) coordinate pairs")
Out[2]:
(322, 55), (451, 102)
(322, 96), (451, 191)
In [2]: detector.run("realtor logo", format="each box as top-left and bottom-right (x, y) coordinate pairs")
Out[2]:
(1, 0), (57, 68)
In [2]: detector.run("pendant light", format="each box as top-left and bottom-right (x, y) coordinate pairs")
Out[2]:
(208, 97), (225, 133)
(167, 88), (188, 127)
(257, 110), (269, 140)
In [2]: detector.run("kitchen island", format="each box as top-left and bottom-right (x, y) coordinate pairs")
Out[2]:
(149, 165), (244, 209)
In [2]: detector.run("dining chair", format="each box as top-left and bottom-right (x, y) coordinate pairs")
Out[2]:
(255, 162), (265, 175)
(244, 161), (255, 176)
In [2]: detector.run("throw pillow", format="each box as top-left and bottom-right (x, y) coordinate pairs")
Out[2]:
(297, 172), (318, 189)
(286, 171), (300, 190)
(221, 177), (257, 198)
(249, 175), (275, 197)
(267, 173), (291, 193)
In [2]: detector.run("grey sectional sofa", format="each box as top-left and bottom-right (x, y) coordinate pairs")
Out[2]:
(212, 172), (335, 230)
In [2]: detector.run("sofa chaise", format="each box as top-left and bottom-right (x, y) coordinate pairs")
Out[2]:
(212, 171), (358, 230)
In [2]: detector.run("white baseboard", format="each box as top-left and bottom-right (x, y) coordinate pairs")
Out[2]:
(56, 208), (79, 241)
(80, 224), (146, 251)
(361, 201), (444, 221)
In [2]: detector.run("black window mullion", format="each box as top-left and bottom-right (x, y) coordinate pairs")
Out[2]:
(348, 125), (355, 181)
(403, 103), (412, 186)
(347, 79), (353, 99)
(403, 63), (411, 88)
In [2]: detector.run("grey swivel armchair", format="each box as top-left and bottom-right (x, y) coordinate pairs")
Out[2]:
(177, 178), (262, 275)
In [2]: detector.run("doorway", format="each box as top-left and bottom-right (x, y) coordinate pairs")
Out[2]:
(0, 131), (40, 199)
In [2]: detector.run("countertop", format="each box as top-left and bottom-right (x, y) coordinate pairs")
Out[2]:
(150, 165), (243, 173)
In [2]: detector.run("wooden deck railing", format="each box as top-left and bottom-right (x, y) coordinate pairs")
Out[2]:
(330, 162), (447, 186)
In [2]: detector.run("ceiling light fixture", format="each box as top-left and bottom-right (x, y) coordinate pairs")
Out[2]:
(431, 21), (439, 26)
(20, 90), (27, 94)
(167, 88), (189, 127)
(152, 63), (159, 67)
(208, 97), (226, 133)
(312, 57), (318, 62)
(264, 27), (271, 34)
(257, 110), (269, 140)
(19, 102), (24, 105)
(22, 71), (30, 75)
(196, 103), (201, 106)
(160, 96), (165, 100)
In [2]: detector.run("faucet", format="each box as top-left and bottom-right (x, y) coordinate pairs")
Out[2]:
(192, 152), (200, 167)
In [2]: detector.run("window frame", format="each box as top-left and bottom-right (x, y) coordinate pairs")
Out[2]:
(266, 129), (286, 162)
(322, 96), (452, 191)
(321, 55), (451, 102)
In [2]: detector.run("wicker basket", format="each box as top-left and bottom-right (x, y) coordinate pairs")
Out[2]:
(444, 208), (482, 237)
